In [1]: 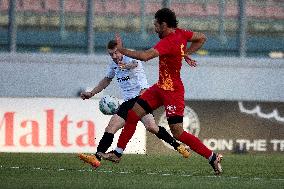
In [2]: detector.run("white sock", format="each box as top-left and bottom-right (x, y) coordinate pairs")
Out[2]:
(208, 152), (214, 162)
(115, 147), (124, 154)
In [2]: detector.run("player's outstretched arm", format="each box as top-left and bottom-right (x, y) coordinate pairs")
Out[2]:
(186, 32), (207, 55)
(115, 34), (159, 61)
(80, 77), (112, 100)
(118, 48), (159, 62)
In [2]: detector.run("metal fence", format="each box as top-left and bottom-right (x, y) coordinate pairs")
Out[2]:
(1, 0), (283, 56)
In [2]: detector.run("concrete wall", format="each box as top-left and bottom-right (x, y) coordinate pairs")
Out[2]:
(1, 53), (283, 102)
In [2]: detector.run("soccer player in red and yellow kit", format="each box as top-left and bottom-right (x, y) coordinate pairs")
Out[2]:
(99, 8), (223, 175)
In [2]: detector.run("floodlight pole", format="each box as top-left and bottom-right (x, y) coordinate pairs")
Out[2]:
(162, 0), (171, 8)
(8, 0), (17, 52)
(86, 0), (94, 54)
(218, 0), (227, 44)
(238, 0), (247, 57)
(140, 0), (146, 38)
(160, 0), (171, 43)
(59, 0), (66, 39)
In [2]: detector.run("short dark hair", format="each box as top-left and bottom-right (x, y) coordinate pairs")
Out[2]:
(155, 8), (178, 28)
(107, 40), (117, 49)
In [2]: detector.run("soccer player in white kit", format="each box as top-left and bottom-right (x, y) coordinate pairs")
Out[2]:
(78, 40), (190, 169)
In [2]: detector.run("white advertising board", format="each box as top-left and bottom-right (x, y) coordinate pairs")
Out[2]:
(0, 98), (146, 154)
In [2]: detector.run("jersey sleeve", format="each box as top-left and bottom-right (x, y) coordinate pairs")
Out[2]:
(154, 39), (171, 56)
(183, 29), (194, 41)
(105, 63), (115, 79)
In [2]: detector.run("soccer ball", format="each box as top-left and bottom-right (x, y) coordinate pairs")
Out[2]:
(99, 95), (120, 115)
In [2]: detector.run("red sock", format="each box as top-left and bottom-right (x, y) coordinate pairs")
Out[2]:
(117, 109), (141, 150)
(178, 131), (212, 159)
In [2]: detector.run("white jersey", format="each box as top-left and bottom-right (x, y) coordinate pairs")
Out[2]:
(106, 56), (149, 101)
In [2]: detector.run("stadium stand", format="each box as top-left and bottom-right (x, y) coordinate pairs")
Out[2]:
(65, 0), (85, 13)
(1, 0), (283, 18)
(0, 0), (283, 29)
(0, 0), (283, 54)
(0, 0), (8, 11)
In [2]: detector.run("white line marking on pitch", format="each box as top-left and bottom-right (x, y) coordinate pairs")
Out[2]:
(180, 174), (191, 177)
(1, 165), (284, 182)
(147, 172), (157, 174)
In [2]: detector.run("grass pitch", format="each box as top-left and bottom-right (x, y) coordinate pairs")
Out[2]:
(0, 153), (283, 189)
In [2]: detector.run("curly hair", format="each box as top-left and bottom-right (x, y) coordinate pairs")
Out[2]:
(155, 8), (178, 28)
(107, 40), (117, 50)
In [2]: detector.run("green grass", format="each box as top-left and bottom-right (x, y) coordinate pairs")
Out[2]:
(0, 153), (283, 189)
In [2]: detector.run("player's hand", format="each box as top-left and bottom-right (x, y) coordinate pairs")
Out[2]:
(184, 55), (197, 67)
(115, 34), (123, 50)
(80, 91), (93, 100)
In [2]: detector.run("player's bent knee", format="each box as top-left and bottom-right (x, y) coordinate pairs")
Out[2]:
(145, 123), (159, 133)
(141, 114), (159, 133)
(171, 131), (182, 139)
(167, 116), (183, 125)
(105, 124), (120, 134)
(168, 116), (184, 138)
(136, 98), (153, 114)
(105, 115), (125, 133)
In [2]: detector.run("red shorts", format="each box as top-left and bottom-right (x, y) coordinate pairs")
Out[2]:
(140, 84), (185, 117)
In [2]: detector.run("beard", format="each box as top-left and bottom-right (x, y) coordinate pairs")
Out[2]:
(156, 31), (163, 39)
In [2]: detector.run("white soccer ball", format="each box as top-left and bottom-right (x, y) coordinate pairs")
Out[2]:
(99, 95), (120, 115)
